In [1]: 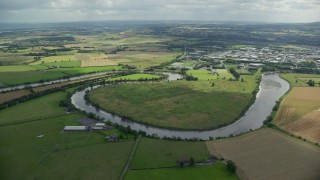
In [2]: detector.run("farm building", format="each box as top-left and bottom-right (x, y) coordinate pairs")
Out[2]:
(64, 126), (89, 131)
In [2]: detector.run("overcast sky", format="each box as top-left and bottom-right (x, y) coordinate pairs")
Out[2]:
(0, 0), (319, 23)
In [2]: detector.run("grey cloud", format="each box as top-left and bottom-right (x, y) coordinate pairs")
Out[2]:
(0, 0), (319, 23)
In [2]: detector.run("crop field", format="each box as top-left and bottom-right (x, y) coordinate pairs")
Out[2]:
(283, 110), (320, 144)
(206, 128), (320, 180)
(131, 138), (209, 169)
(0, 53), (33, 65)
(0, 89), (31, 104)
(281, 73), (320, 86)
(274, 87), (320, 126)
(109, 73), (161, 81)
(89, 80), (252, 130)
(125, 163), (238, 180)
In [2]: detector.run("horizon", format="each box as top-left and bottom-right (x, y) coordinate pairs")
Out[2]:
(0, 0), (319, 24)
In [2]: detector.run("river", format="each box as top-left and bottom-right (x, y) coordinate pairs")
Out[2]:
(71, 73), (289, 140)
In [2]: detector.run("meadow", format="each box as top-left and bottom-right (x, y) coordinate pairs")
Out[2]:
(281, 73), (320, 86)
(206, 128), (320, 180)
(89, 81), (253, 130)
(131, 138), (209, 169)
(0, 90), (135, 180)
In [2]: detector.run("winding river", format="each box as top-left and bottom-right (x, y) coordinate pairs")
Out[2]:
(71, 73), (289, 140)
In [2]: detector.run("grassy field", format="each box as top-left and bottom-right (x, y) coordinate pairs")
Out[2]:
(109, 73), (161, 81)
(206, 128), (320, 180)
(0, 114), (134, 180)
(0, 65), (121, 86)
(125, 163), (238, 180)
(0, 90), (135, 180)
(131, 138), (209, 169)
(0, 92), (66, 125)
(186, 69), (234, 80)
(281, 73), (320, 86)
(89, 80), (252, 130)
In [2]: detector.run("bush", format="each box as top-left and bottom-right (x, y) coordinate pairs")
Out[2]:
(226, 160), (237, 173)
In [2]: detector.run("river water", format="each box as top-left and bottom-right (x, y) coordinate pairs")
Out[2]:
(71, 73), (289, 140)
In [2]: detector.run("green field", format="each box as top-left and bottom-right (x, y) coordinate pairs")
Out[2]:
(0, 92), (66, 125)
(281, 73), (320, 86)
(89, 80), (253, 130)
(0, 65), (121, 86)
(0, 91), (135, 180)
(131, 138), (209, 169)
(109, 73), (161, 81)
(125, 163), (238, 180)
(187, 69), (236, 81)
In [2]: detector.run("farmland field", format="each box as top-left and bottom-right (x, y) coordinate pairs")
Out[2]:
(274, 87), (320, 144)
(125, 163), (238, 180)
(206, 128), (320, 180)
(131, 138), (209, 169)
(0, 92), (66, 125)
(274, 87), (320, 126)
(0, 114), (134, 180)
(283, 110), (320, 144)
(0, 90), (135, 180)
(0, 89), (31, 104)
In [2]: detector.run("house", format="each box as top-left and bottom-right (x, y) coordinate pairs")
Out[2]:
(176, 158), (190, 167)
(105, 133), (118, 142)
(95, 123), (106, 127)
(64, 126), (89, 131)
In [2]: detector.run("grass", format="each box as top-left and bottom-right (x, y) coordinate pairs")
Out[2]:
(187, 69), (236, 81)
(206, 128), (320, 180)
(30, 55), (76, 65)
(0, 90), (135, 180)
(125, 163), (238, 180)
(0, 65), (121, 86)
(281, 73), (320, 87)
(89, 81), (253, 130)
(0, 92), (66, 125)
(109, 73), (161, 81)
(0, 114), (134, 180)
(131, 138), (209, 169)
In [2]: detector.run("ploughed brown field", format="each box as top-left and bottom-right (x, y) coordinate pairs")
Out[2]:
(274, 87), (320, 144)
(206, 128), (320, 180)
(81, 59), (117, 67)
(283, 110), (320, 144)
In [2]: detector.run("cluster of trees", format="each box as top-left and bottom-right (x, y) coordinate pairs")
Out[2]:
(307, 79), (316, 86)
(185, 75), (198, 81)
(229, 68), (240, 80)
